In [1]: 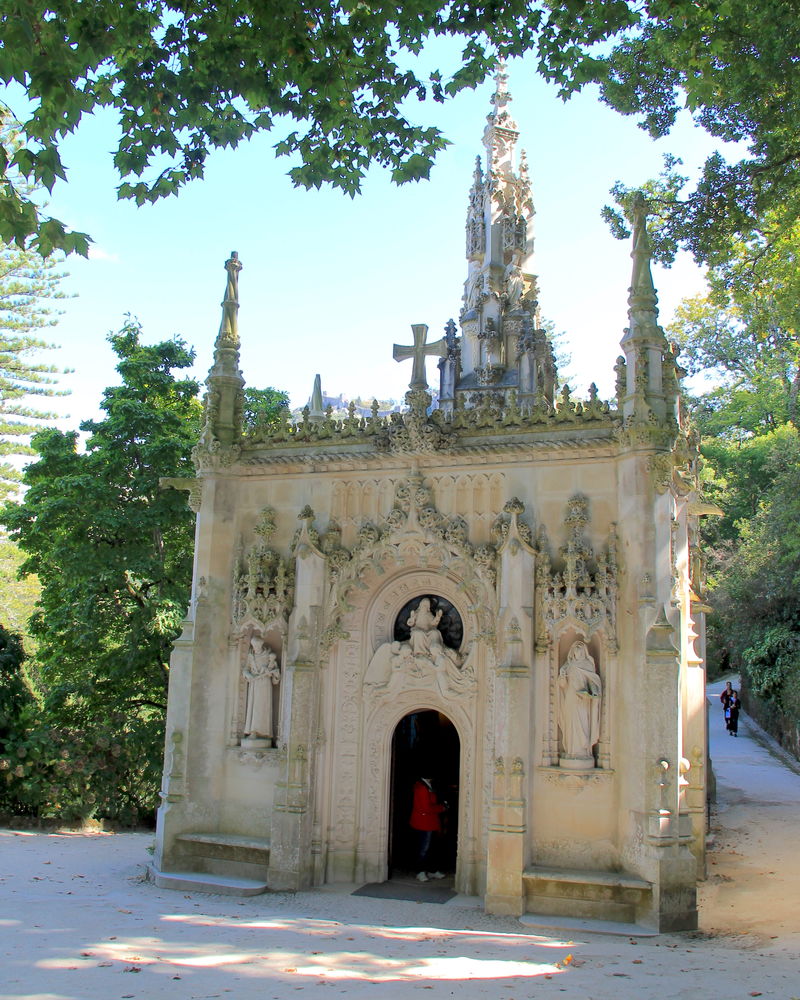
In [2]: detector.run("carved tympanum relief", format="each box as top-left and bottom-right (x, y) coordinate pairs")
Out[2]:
(365, 594), (476, 698)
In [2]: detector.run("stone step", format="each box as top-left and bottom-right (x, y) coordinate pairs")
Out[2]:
(522, 866), (652, 925)
(152, 868), (268, 896)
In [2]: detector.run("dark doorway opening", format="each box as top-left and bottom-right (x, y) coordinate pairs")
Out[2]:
(389, 710), (460, 877)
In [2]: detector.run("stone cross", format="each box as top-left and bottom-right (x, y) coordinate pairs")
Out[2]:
(393, 323), (447, 390)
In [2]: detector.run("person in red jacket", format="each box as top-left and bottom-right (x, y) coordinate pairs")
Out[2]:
(409, 776), (446, 882)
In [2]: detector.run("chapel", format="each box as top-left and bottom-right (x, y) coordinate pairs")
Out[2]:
(154, 67), (711, 931)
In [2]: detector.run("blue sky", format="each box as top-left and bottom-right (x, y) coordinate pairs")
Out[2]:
(17, 52), (729, 428)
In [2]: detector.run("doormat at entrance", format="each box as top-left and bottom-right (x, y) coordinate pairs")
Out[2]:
(352, 880), (456, 904)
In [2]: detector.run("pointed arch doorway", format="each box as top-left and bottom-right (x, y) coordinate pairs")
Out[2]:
(389, 710), (460, 877)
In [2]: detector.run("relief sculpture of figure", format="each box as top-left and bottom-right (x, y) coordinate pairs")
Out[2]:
(364, 596), (474, 697)
(243, 635), (281, 743)
(408, 598), (445, 657)
(558, 640), (602, 766)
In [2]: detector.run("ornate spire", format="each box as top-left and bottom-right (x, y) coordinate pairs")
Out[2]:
(199, 251), (246, 453)
(486, 59), (519, 137)
(216, 251), (242, 349)
(619, 195), (673, 428)
(454, 61), (551, 408)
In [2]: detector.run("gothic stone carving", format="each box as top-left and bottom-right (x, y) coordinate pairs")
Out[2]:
(364, 596), (476, 699)
(535, 494), (618, 650)
(232, 506), (295, 634)
(241, 634), (281, 747)
(324, 474), (498, 650)
(557, 640), (602, 770)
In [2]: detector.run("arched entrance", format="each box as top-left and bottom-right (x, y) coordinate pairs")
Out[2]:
(388, 710), (460, 877)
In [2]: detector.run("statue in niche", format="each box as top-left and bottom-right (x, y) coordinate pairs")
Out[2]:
(557, 640), (602, 769)
(464, 267), (485, 311)
(242, 635), (281, 746)
(503, 249), (525, 310)
(364, 595), (475, 697)
(408, 597), (447, 657)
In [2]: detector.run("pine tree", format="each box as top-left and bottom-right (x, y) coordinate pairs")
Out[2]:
(0, 243), (69, 500)
(0, 113), (69, 501)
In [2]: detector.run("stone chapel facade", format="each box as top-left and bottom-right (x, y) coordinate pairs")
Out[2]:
(154, 69), (711, 931)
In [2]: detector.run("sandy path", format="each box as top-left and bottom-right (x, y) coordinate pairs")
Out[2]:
(1, 682), (798, 1000)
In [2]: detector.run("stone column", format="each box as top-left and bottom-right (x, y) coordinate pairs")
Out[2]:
(485, 500), (534, 916)
(268, 512), (326, 890)
(641, 607), (698, 930)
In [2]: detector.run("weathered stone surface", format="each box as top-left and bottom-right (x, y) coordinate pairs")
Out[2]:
(155, 66), (707, 932)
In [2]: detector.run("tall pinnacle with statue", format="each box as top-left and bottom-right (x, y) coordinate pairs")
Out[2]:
(392, 61), (556, 418)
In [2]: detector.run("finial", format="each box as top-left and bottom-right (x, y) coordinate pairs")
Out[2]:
(309, 373), (325, 420)
(629, 192), (658, 308)
(488, 57), (517, 132)
(216, 251), (243, 349)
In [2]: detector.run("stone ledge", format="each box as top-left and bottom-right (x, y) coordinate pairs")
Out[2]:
(176, 832), (271, 853)
(523, 866), (651, 891)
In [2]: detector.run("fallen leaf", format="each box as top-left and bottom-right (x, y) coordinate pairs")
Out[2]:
(123, 965), (141, 973)
(632, 959), (643, 964)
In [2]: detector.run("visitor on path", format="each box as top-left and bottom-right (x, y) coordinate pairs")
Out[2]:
(720, 681), (733, 729)
(409, 776), (446, 882)
(726, 690), (741, 736)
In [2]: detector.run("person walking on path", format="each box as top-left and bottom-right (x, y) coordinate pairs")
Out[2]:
(409, 775), (446, 882)
(726, 689), (741, 736)
(720, 680), (733, 730)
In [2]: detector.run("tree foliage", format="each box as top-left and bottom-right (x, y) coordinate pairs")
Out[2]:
(0, 238), (70, 501)
(243, 386), (290, 430)
(1, 321), (201, 820)
(1, 1), (797, 258)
